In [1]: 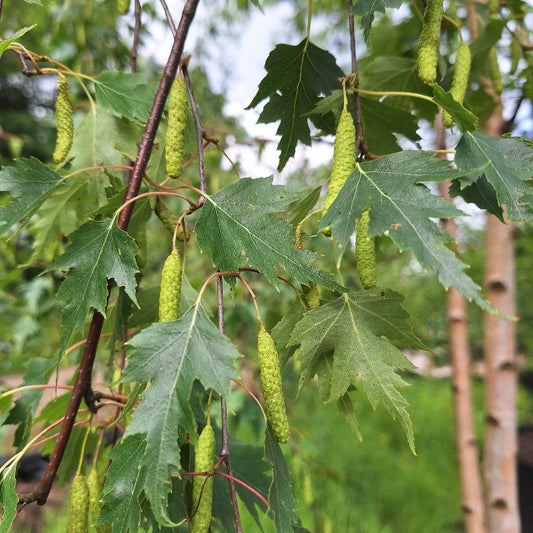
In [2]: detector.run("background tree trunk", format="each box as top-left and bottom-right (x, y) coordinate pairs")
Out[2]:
(436, 114), (486, 533)
(483, 111), (520, 533)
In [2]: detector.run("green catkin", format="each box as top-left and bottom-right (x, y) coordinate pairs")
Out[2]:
(295, 221), (304, 251)
(166, 76), (189, 178)
(117, 0), (130, 14)
(417, 0), (444, 84)
(322, 109), (355, 217)
(356, 209), (377, 290)
(53, 72), (73, 164)
(158, 249), (182, 322)
(257, 326), (290, 443)
(443, 42), (472, 128)
(488, 47), (503, 94)
(87, 468), (100, 524)
(191, 419), (215, 533)
(303, 283), (320, 309)
(66, 473), (90, 533)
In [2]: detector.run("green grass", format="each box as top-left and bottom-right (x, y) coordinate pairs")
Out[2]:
(283, 374), (484, 533)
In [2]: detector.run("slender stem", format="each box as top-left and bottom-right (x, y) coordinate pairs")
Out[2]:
(160, 0), (177, 35)
(64, 165), (133, 180)
(76, 424), (92, 474)
(237, 268), (302, 298)
(232, 379), (267, 421)
(217, 275), (243, 533)
(236, 275), (262, 326)
(214, 471), (269, 507)
(17, 0), (201, 507)
(113, 190), (197, 220)
(0, 384), (74, 401)
(353, 87), (436, 104)
(195, 271), (240, 305)
(306, 0), (312, 38)
(182, 63), (207, 196)
(347, 0), (367, 157)
(131, 0), (142, 72)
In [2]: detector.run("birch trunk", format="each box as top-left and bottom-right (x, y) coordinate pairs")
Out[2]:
(483, 112), (520, 533)
(436, 114), (486, 533)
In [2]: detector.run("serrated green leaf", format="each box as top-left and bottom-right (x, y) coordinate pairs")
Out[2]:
(69, 106), (141, 174)
(352, 0), (403, 41)
(94, 71), (158, 125)
(264, 427), (298, 533)
(0, 159), (64, 235)
(320, 151), (494, 311)
(195, 177), (342, 292)
(288, 186), (322, 225)
(119, 305), (240, 525)
(271, 298), (306, 365)
(454, 132), (533, 221)
(48, 219), (139, 353)
(449, 175), (504, 222)
(247, 40), (344, 170)
(98, 434), (147, 533)
(289, 290), (417, 452)
(0, 464), (17, 533)
(358, 56), (427, 95)
(0, 25), (36, 58)
(358, 57), (435, 119)
(28, 175), (86, 263)
(431, 84), (478, 132)
(360, 96), (420, 154)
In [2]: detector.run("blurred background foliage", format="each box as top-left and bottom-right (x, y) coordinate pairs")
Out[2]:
(1, 0), (532, 531)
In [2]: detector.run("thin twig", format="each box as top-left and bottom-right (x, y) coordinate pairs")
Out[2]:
(182, 62), (207, 196)
(160, 0), (177, 35)
(501, 94), (524, 135)
(131, 0), (142, 72)
(214, 471), (269, 507)
(17, 0), (201, 507)
(347, 0), (371, 159)
(217, 275), (243, 533)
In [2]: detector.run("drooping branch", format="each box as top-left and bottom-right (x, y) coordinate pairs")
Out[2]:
(17, 0), (201, 507)
(217, 275), (243, 533)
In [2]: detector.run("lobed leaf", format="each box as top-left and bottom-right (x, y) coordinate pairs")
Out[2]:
(320, 151), (495, 312)
(353, 0), (403, 41)
(247, 40), (344, 170)
(94, 71), (159, 125)
(48, 219), (139, 353)
(195, 177), (343, 292)
(98, 434), (147, 533)
(453, 131), (533, 221)
(0, 159), (64, 235)
(289, 290), (421, 452)
(119, 305), (240, 525)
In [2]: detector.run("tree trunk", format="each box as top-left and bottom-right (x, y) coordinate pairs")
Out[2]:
(436, 114), (486, 533)
(483, 214), (519, 533)
(483, 111), (520, 533)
